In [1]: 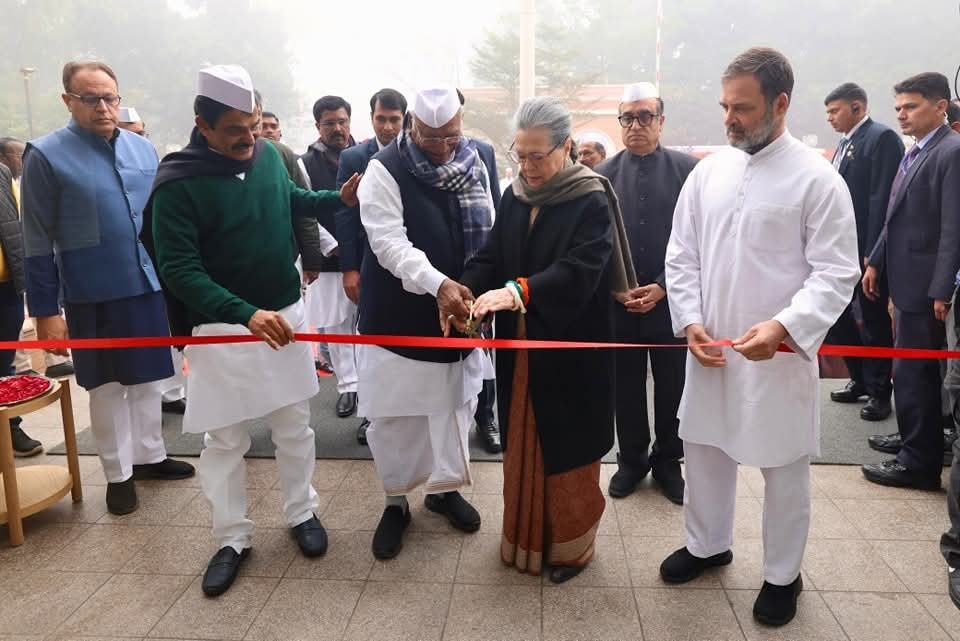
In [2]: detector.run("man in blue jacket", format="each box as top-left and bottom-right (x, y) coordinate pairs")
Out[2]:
(20, 61), (193, 516)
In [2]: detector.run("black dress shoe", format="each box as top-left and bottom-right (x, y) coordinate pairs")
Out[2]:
(10, 426), (43, 457)
(132, 458), (196, 480)
(652, 462), (685, 505)
(372, 505), (411, 559)
(106, 478), (138, 515)
(608, 454), (650, 498)
(336, 391), (358, 417)
(867, 432), (902, 454)
(660, 547), (733, 583)
(477, 422), (502, 454)
(861, 459), (941, 490)
(549, 564), (586, 584)
(43, 360), (75, 378)
(424, 491), (481, 532)
(202, 546), (250, 597)
(860, 397), (892, 421)
(753, 575), (803, 626)
(950, 567), (960, 610)
(830, 380), (868, 403)
(356, 418), (370, 445)
(161, 398), (187, 414)
(291, 515), (328, 557)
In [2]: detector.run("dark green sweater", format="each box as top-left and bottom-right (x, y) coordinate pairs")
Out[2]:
(151, 142), (342, 328)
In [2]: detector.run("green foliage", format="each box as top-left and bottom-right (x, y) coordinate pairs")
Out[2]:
(0, 0), (299, 149)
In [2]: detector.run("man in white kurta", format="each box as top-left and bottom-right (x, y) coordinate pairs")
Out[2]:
(356, 87), (497, 560)
(660, 47), (859, 627)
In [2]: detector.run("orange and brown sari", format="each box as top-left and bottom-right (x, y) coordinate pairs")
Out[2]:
(500, 346), (606, 575)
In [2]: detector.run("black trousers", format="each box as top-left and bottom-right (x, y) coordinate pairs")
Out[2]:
(825, 277), (893, 399)
(942, 436), (960, 568)
(893, 307), (946, 475)
(0, 281), (24, 429)
(614, 308), (685, 469)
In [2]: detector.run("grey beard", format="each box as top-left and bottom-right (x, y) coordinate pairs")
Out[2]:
(729, 110), (779, 155)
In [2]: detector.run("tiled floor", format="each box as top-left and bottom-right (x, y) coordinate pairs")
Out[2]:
(0, 382), (958, 640)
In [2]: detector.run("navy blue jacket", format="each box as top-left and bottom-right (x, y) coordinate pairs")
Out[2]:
(833, 118), (904, 259)
(868, 126), (960, 312)
(336, 137), (501, 273)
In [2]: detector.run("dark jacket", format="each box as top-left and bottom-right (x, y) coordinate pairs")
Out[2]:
(337, 138), (502, 274)
(460, 187), (615, 475)
(868, 126), (960, 312)
(301, 140), (350, 272)
(595, 146), (697, 338)
(335, 138), (380, 272)
(269, 140), (324, 271)
(834, 118), (904, 259)
(0, 164), (25, 294)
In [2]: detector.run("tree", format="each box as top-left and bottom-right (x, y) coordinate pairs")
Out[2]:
(466, 2), (600, 165)
(0, 0), (300, 150)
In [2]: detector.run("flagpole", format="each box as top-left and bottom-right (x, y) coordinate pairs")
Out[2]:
(519, 0), (536, 102)
(655, 0), (663, 89)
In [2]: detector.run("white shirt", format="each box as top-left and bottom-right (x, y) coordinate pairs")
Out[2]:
(665, 131), (860, 467)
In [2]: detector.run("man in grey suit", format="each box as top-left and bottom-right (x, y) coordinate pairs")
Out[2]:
(861, 72), (960, 490)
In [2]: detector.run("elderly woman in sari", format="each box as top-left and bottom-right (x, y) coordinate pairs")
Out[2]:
(454, 96), (635, 583)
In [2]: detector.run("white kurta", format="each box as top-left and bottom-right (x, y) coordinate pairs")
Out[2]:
(664, 132), (859, 468)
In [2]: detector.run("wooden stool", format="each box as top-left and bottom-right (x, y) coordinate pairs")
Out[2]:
(0, 378), (82, 546)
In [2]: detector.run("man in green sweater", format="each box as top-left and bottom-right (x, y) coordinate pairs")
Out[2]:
(147, 64), (359, 598)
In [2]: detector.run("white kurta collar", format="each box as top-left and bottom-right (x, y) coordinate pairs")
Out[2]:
(746, 129), (792, 165)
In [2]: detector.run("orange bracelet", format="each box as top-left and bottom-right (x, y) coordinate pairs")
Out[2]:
(516, 277), (530, 307)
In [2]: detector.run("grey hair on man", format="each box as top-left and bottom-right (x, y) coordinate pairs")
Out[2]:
(514, 96), (571, 145)
(722, 46), (795, 105)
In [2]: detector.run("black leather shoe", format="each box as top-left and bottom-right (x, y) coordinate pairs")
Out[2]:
(372, 505), (411, 559)
(830, 380), (868, 403)
(660, 547), (733, 583)
(608, 454), (650, 498)
(950, 567), (960, 610)
(549, 564), (586, 584)
(867, 432), (902, 454)
(161, 398), (187, 414)
(336, 392), (357, 417)
(477, 422), (502, 454)
(10, 426), (43, 457)
(202, 546), (250, 597)
(424, 491), (481, 532)
(861, 459), (941, 490)
(43, 360), (75, 378)
(860, 397), (892, 421)
(292, 515), (327, 557)
(652, 462), (685, 505)
(132, 458), (196, 480)
(106, 478), (138, 515)
(356, 418), (370, 445)
(753, 575), (803, 626)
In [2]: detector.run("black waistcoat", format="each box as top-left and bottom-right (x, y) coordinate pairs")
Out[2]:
(358, 143), (470, 363)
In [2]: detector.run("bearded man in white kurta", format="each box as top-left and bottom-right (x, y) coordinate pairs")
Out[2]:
(659, 48), (859, 627)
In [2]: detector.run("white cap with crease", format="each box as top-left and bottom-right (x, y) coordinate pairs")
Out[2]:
(620, 82), (660, 103)
(411, 86), (461, 128)
(196, 64), (255, 113)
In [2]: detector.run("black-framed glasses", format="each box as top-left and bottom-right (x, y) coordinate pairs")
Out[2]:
(617, 111), (660, 128)
(66, 93), (121, 107)
(319, 118), (350, 128)
(507, 138), (566, 165)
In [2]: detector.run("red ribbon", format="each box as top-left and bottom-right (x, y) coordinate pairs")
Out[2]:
(1, 333), (958, 360)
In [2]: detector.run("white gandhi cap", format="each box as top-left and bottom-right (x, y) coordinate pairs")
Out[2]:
(118, 107), (141, 123)
(411, 86), (461, 128)
(196, 64), (255, 113)
(620, 82), (660, 103)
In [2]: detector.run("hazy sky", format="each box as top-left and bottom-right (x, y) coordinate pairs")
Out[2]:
(260, 0), (519, 149)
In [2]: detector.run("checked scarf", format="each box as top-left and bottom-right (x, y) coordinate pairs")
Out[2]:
(398, 129), (494, 262)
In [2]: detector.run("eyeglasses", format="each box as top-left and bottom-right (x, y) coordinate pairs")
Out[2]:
(413, 126), (462, 146)
(507, 138), (565, 165)
(617, 111), (660, 128)
(66, 93), (121, 107)
(319, 118), (349, 128)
